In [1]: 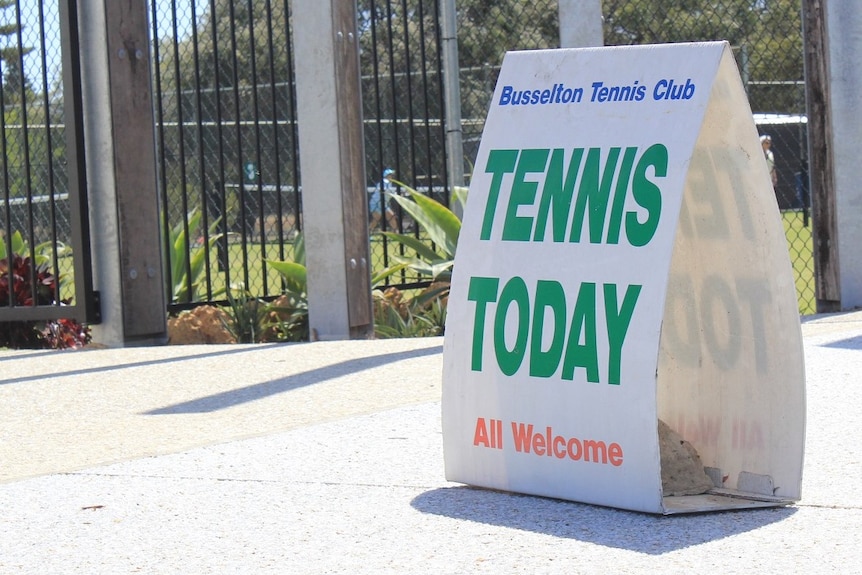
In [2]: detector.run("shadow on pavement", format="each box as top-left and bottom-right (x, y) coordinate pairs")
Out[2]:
(0, 345), (279, 386)
(144, 344), (443, 414)
(411, 485), (796, 554)
(820, 334), (862, 349)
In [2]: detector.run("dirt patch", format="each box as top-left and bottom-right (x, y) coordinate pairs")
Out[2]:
(167, 306), (235, 345)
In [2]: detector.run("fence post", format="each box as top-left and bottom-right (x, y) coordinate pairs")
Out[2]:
(440, 0), (464, 201)
(558, 0), (604, 48)
(294, 0), (373, 340)
(80, 0), (167, 345)
(59, 0), (98, 325)
(802, 0), (841, 312)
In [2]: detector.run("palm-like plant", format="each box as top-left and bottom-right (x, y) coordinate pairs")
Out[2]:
(165, 209), (224, 303)
(373, 182), (466, 303)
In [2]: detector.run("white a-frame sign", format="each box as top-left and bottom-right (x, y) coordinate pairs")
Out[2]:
(442, 42), (805, 514)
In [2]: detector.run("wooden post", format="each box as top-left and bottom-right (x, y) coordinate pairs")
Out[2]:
(294, 0), (373, 339)
(332, 0), (373, 335)
(103, 0), (167, 340)
(802, 0), (841, 312)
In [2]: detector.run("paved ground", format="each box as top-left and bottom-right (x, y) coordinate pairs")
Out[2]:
(0, 314), (860, 574)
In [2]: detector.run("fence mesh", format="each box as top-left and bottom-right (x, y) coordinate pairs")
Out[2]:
(151, 0), (452, 304)
(359, 0), (450, 288)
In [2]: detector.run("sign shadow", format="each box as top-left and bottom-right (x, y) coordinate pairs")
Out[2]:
(410, 485), (796, 555)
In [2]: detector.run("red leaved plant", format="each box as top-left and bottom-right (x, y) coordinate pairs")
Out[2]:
(0, 251), (91, 349)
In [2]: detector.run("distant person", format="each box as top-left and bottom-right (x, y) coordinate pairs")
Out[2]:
(761, 134), (777, 189)
(370, 168), (398, 230)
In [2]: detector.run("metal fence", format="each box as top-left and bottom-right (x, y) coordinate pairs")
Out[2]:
(150, 0), (452, 310)
(149, 0), (302, 310)
(0, 0), (97, 325)
(607, 0), (814, 314)
(455, 0), (814, 314)
(150, 0), (812, 314)
(360, 0), (451, 286)
(0, 1), (70, 269)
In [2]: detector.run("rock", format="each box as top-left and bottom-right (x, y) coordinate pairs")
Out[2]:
(659, 419), (715, 496)
(167, 306), (235, 345)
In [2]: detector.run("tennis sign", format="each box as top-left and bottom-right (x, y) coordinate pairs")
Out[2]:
(442, 42), (805, 514)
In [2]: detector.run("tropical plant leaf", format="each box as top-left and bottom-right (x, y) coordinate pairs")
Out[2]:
(388, 254), (452, 281)
(451, 185), (469, 212)
(413, 283), (451, 307)
(266, 259), (307, 296)
(263, 232), (309, 341)
(164, 209), (223, 303)
(371, 262), (410, 287)
(0, 231), (26, 260)
(379, 231), (443, 262)
(292, 232), (306, 266)
(169, 219), (190, 302)
(10, 231), (25, 257)
(387, 182), (460, 258)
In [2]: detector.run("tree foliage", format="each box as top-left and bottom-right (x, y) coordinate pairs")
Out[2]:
(0, 0), (33, 93)
(157, 0), (805, 183)
(450, 0), (804, 116)
(154, 0), (292, 119)
(603, 0), (804, 112)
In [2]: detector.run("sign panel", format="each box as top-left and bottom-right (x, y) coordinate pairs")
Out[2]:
(442, 42), (805, 514)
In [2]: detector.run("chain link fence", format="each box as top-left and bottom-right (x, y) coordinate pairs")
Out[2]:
(456, 0), (814, 314)
(151, 0), (452, 305)
(0, 1), (67, 235)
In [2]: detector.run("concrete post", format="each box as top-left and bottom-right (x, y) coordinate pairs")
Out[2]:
(294, 0), (374, 340)
(558, 0), (604, 48)
(440, 0), (465, 197)
(823, 1), (862, 309)
(79, 0), (123, 345)
(79, 0), (167, 346)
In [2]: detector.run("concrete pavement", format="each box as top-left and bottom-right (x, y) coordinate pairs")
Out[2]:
(0, 314), (860, 574)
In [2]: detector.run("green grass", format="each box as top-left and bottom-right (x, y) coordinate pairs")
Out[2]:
(190, 239), (300, 301)
(782, 210), (816, 315)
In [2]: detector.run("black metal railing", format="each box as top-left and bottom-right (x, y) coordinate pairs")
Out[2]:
(0, 0), (97, 325)
(150, 0), (302, 311)
(149, 0), (813, 315)
(360, 0), (450, 280)
(151, 0), (451, 311)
